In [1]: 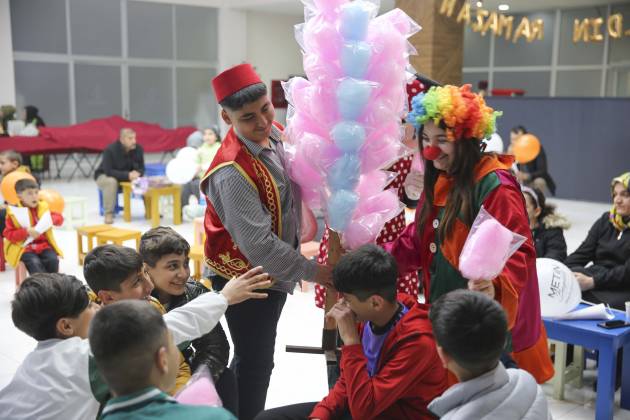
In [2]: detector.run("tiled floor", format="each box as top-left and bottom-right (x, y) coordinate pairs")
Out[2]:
(0, 178), (628, 419)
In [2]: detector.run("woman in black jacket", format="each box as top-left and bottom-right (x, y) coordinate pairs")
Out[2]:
(522, 186), (569, 261)
(565, 172), (630, 310)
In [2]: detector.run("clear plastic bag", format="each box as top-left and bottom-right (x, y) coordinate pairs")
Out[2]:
(459, 206), (526, 281)
(175, 365), (222, 407)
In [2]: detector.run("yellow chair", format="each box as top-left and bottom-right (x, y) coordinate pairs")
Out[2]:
(95, 228), (142, 250)
(189, 244), (205, 280)
(77, 224), (116, 265)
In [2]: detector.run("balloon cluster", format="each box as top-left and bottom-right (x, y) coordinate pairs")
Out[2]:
(284, 0), (420, 249)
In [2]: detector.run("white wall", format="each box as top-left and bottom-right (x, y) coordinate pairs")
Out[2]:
(0, 0), (16, 106)
(245, 11), (304, 87)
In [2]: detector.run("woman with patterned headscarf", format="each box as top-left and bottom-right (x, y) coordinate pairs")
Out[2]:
(383, 84), (554, 384)
(565, 172), (630, 310)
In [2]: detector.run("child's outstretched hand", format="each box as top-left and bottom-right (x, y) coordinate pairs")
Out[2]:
(326, 299), (360, 346)
(27, 227), (39, 239)
(220, 266), (272, 305)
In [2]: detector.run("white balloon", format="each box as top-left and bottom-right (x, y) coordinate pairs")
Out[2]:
(166, 158), (197, 184)
(176, 146), (199, 163)
(536, 258), (581, 318)
(484, 133), (504, 153)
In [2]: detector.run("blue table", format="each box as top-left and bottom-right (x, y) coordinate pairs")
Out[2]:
(544, 304), (630, 420)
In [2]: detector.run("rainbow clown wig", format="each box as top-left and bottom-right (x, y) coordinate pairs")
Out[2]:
(408, 84), (502, 141)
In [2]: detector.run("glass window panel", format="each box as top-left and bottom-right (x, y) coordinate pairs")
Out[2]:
(462, 72), (489, 92)
(463, 25), (490, 68)
(175, 5), (218, 61)
(609, 4), (630, 64)
(10, 0), (67, 53)
(176, 67), (217, 128)
(619, 69), (630, 97)
(69, 0), (121, 56)
(129, 66), (173, 128)
(127, 1), (173, 59)
(14, 61), (70, 125)
(494, 12), (554, 67)
(493, 71), (550, 97)
(558, 7), (606, 66)
(75, 64), (122, 123)
(555, 70), (602, 97)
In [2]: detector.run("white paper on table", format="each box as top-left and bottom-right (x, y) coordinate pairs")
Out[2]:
(553, 303), (615, 321)
(23, 211), (52, 247)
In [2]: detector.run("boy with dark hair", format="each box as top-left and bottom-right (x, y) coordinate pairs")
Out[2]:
(202, 63), (333, 419)
(83, 243), (150, 304)
(140, 226), (237, 414)
(3, 178), (63, 273)
(428, 290), (550, 420)
(90, 300), (235, 419)
(255, 244), (447, 420)
(0, 149), (36, 234)
(0, 273), (102, 419)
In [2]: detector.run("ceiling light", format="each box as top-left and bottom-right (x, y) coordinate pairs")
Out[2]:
(476, 1), (483, 7)
(498, 4), (509, 11)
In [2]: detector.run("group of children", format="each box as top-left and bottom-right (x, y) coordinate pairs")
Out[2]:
(0, 225), (552, 420)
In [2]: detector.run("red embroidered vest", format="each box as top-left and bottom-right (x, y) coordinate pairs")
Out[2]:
(200, 124), (283, 280)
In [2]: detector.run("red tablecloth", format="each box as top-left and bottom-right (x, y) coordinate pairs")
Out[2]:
(0, 115), (195, 154)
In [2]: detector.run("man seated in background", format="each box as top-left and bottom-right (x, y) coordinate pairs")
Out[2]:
(94, 128), (145, 224)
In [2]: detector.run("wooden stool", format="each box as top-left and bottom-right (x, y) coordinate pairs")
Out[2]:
(193, 217), (205, 245)
(189, 244), (205, 280)
(15, 262), (28, 288)
(548, 340), (585, 400)
(62, 196), (88, 229)
(121, 182), (182, 228)
(96, 228), (142, 250)
(77, 224), (116, 265)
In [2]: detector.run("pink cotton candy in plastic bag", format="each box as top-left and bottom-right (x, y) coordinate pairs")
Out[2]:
(175, 366), (222, 407)
(459, 206), (526, 281)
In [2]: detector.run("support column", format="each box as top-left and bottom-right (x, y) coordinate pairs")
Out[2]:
(396, 0), (465, 85)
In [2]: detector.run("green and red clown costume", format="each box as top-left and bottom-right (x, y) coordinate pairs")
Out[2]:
(385, 84), (554, 383)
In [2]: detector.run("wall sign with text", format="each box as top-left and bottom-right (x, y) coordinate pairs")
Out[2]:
(439, 0), (630, 44)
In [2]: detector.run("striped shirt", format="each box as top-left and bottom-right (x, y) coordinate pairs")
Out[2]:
(205, 125), (316, 293)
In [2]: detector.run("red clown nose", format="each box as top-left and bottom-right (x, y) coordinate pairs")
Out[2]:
(422, 146), (442, 161)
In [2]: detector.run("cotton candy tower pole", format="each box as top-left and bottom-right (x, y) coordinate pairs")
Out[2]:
(283, 0), (420, 353)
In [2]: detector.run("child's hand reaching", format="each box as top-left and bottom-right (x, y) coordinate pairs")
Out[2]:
(220, 266), (272, 305)
(27, 227), (40, 239)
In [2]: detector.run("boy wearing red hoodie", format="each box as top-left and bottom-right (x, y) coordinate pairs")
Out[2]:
(255, 244), (447, 420)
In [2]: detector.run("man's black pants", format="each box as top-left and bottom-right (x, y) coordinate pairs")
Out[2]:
(212, 276), (287, 420)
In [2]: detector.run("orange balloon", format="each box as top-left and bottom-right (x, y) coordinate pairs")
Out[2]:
(38, 189), (65, 213)
(0, 172), (36, 205)
(513, 134), (541, 164)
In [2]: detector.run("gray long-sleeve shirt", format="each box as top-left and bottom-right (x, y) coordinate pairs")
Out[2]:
(205, 125), (316, 293)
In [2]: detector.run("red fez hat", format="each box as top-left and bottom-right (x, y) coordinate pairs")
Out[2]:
(212, 63), (263, 103)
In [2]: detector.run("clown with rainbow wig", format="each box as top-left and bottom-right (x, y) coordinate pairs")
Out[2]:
(384, 84), (554, 384)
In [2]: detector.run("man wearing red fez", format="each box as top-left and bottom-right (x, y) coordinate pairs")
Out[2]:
(200, 63), (333, 420)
